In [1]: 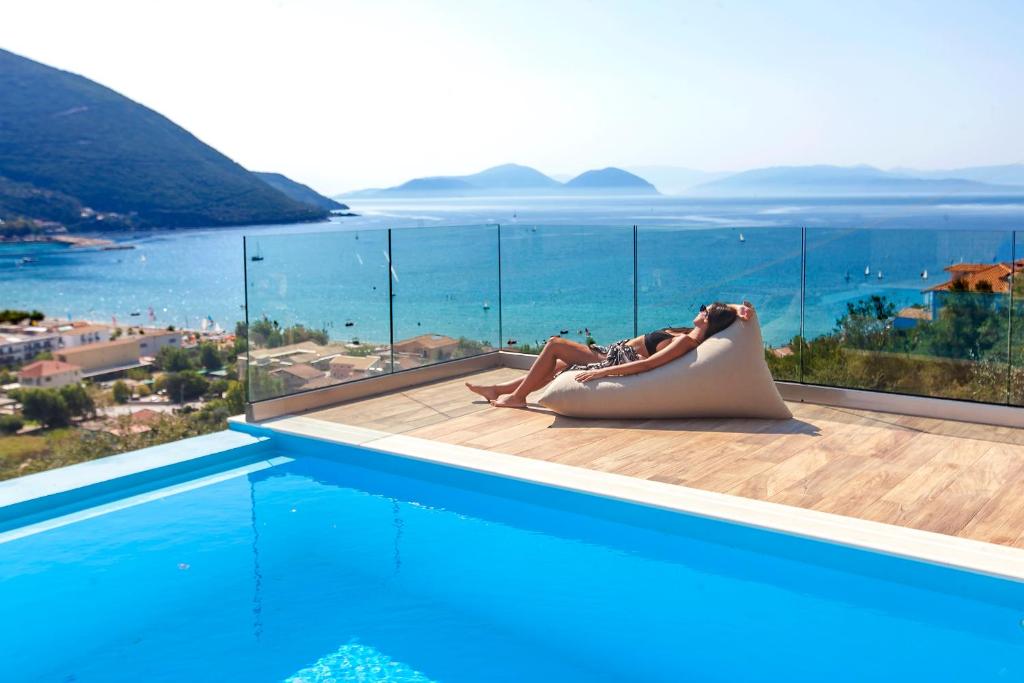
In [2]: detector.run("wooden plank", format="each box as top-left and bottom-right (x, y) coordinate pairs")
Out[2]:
(304, 368), (1024, 549)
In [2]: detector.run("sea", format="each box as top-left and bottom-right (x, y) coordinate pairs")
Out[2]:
(3, 195), (1024, 349)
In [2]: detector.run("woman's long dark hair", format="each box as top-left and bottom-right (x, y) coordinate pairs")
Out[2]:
(665, 302), (739, 339)
(704, 302), (738, 337)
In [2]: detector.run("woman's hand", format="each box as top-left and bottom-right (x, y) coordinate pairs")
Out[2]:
(736, 301), (755, 321)
(575, 368), (608, 383)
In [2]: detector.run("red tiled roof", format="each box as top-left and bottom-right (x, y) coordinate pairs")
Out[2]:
(18, 360), (81, 378)
(924, 262), (1018, 293)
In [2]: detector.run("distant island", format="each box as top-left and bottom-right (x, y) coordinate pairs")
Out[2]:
(690, 164), (1024, 196)
(0, 48), (335, 232)
(344, 163), (661, 198)
(342, 162), (1024, 200)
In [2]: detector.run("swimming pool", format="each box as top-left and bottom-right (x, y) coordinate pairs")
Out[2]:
(2, 423), (1023, 682)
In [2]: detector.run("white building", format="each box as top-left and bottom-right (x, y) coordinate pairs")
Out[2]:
(17, 360), (83, 389)
(130, 328), (184, 357)
(0, 330), (60, 367)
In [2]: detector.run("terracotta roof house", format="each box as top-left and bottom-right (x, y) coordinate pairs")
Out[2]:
(922, 259), (1023, 320)
(17, 360), (83, 389)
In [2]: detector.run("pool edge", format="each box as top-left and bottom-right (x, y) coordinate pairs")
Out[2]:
(229, 415), (1024, 584)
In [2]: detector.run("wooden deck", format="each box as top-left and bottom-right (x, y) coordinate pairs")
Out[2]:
(305, 367), (1024, 549)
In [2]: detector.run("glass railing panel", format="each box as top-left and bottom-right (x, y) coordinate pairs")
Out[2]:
(803, 227), (1013, 402)
(390, 225), (499, 370)
(500, 225), (634, 353)
(636, 226), (804, 381)
(243, 228), (391, 402)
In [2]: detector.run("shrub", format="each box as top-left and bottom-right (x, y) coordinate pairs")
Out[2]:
(112, 380), (131, 404)
(0, 414), (23, 434)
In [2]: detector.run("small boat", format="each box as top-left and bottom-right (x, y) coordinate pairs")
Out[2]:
(864, 266), (870, 277)
(560, 329), (569, 335)
(350, 338), (360, 345)
(102, 245), (135, 251)
(250, 244), (264, 262)
(139, 254), (147, 263)
(844, 270), (851, 283)
(507, 338), (518, 346)
(130, 311), (141, 317)
(344, 320), (354, 327)
(739, 233), (745, 243)
(18, 256), (37, 265)
(483, 301), (490, 310)
(921, 269), (928, 280)
(877, 271), (884, 280)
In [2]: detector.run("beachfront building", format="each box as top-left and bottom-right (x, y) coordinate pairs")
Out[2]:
(392, 334), (460, 365)
(329, 354), (382, 380)
(17, 359), (83, 389)
(922, 260), (1022, 320)
(52, 322), (112, 348)
(127, 328), (183, 358)
(0, 328), (60, 367)
(56, 337), (143, 377)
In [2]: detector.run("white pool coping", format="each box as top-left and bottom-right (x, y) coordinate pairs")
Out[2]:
(0, 429), (270, 510)
(233, 414), (1024, 584)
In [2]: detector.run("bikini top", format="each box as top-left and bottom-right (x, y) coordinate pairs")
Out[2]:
(643, 329), (673, 356)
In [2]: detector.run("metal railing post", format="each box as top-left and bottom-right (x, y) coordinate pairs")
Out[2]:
(799, 226), (807, 384)
(633, 225), (639, 338)
(497, 223), (503, 350)
(388, 228), (395, 373)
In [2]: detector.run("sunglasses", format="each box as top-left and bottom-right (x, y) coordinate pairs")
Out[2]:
(699, 304), (708, 314)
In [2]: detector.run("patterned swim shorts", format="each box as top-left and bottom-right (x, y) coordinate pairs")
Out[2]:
(565, 339), (640, 372)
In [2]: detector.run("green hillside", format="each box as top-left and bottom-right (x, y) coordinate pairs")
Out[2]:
(0, 49), (326, 228)
(254, 172), (347, 211)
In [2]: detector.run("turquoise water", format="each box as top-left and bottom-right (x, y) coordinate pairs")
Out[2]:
(2, 195), (1024, 347)
(1, 434), (1023, 682)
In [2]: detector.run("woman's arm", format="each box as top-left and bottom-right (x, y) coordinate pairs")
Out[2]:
(575, 334), (697, 382)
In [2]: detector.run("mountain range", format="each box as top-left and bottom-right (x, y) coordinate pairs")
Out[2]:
(345, 164), (659, 197)
(344, 162), (1024, 199)
(0, 48), (335, 229)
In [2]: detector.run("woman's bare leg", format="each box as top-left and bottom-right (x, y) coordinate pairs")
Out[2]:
(491, 338), (602, 408)
(466, 359), (573, 401)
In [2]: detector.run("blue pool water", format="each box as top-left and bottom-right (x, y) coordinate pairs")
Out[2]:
(2, 434), (1023, 682)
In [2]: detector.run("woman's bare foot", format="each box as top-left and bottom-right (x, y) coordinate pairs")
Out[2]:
(490, 394), (527, 409)
(466, 382), (501, 401)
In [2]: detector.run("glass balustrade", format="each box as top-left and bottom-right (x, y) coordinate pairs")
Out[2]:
(499, 224), (634, 353)
(243, 229), (391, 402)
(244, 223), (1024, 408)
(803, 227), (1014, 402)
(637, 225), (803, 381)
(390, 225), (499, 370)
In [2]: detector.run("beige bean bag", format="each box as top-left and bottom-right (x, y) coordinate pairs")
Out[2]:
(536, 312), (791, 419)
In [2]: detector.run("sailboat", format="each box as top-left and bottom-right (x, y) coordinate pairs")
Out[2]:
(921, 269), (928, 280)
(250, 244), (264, 262)
(482, 301), (490, 310)
(877, 271), (884, 280)
(739, 233), (745, 243)
(864, 265), (870, 277)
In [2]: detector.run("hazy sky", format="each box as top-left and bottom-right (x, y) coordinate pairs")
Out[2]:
(3, 0), (1023, 194)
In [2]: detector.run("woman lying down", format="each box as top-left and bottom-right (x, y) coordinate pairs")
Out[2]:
(467, 301), (755, 409)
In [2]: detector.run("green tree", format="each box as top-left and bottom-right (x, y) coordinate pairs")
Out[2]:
(162, 371), (209, 403)
(112, 380), (131, 404)
(225, 381), (245, 415)
(155, 346), (193, 372)
(20, 389), (71, 428)
(59, 383), (95, 418)
(199, 343), (223, 371)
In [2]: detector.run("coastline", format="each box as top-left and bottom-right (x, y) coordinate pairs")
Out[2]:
(1, 234), (122, 249)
